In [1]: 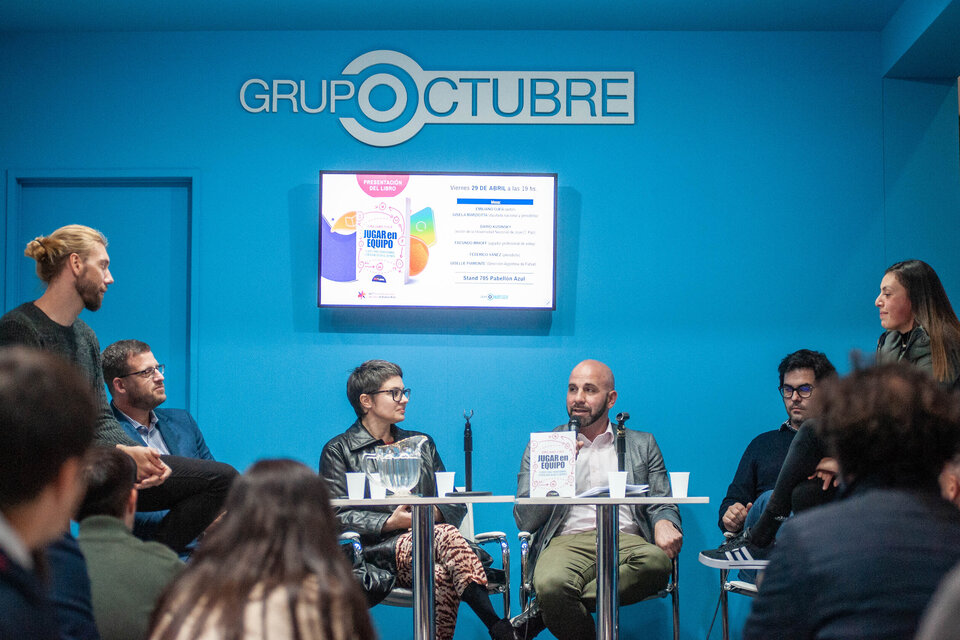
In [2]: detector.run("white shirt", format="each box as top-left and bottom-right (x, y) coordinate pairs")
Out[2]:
(558, 421), (640, 536)
(0, 510), (33, 570)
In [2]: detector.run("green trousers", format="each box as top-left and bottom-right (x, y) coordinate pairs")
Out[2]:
(532, 531), (672, 640)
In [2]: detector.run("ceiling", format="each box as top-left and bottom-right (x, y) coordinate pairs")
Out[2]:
(0, 0), (907, 32)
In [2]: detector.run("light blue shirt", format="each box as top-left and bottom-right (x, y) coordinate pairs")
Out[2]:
(0, 510), (32, 569)
(114, 407), (170, 456)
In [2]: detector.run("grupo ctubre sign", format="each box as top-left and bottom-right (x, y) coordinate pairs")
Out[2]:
(239, 50), (634, 147)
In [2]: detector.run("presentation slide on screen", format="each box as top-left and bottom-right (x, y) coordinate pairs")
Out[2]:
(319, 172), (556, 309)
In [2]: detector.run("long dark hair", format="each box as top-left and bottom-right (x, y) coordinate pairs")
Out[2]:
(886, 260), (960, 382)
(149, 459), (375, 640)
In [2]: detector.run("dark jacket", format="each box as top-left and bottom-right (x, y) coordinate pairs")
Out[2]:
(0, 546), (59, 640)
(877, 326), (960, 387)
(320, 420), (467, 604)
(745, 481), (960, 640)
(45, 533), (100, 640)
(111, 404), (215, 541)
(877, 327), (933, 373)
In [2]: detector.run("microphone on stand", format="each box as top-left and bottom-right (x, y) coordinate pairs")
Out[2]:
(567, 416), (581, 433)
(463, 410), (473, 492)
(615, 412), (630, 472)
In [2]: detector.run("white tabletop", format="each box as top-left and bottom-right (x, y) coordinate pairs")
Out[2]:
(331, 495), (708, 506)
(331, 494), (516, 507)
(515, 496), (709, 505)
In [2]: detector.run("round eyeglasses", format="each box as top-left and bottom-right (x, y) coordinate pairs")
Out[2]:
(119, 364), (165, 379)
(779, 384), (813, 399)
(369, 387), (411, 402)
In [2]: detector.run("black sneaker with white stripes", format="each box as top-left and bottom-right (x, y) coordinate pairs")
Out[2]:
(698, 529), (771, 569)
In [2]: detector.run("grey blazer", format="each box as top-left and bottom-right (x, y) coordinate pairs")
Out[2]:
(513, 424), (681, 573)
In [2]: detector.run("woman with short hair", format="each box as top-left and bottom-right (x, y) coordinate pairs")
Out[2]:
(320, 359), (513, 640)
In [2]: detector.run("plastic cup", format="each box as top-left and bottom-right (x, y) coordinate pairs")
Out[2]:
(346, 472), (366, 499)
(369, 473), (387, 499)
(435, 471), (456, 497)
(669, 472), (690, 498)
(608, 471), (628, 498)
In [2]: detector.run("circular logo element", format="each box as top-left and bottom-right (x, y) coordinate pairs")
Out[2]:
(339, 50), (426, 147)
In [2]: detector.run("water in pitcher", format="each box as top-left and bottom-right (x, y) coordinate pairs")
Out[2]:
(380, 455), (420, 494)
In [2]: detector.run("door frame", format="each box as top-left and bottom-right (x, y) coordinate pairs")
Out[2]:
(3, 168), (201, 412)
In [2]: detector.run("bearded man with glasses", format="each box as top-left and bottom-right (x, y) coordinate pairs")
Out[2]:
(102, 339), (219, 545)
(702, 349), (838, 570)
(715, 349), (838, 539)
(0, 225), (236, 555)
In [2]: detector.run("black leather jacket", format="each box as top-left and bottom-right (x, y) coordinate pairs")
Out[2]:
(319, 420), (467, 571)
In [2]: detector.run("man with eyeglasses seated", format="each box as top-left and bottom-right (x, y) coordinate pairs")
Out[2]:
(702, 349), (838, 571)
(102, 339), (216, 545)
(0, 224), (236, 555)
(718, 350), (838, 541)
(743, 363), (960, 639)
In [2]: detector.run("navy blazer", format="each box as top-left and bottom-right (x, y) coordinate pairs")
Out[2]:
(110, 405), (213, 461)
(0, 546), (59, 640)
(111, 404), (214, 541)
(745, 483), (960, 640)
(46, 533), (100, 640)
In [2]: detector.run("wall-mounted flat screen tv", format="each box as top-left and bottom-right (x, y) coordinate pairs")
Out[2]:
(318, 171), (557, 309)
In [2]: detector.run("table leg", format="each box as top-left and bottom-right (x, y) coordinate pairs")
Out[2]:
(596, 503), (619, 640)
(412, 504), (435, 640)
(720, 568), (729, 640)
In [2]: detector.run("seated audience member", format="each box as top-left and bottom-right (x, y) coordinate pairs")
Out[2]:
(320, 360), (512, 640)
(706, 260), (960, 566)
(718, 349), (837, 537)
(744, 363), (960, 640)
(915, 561), (960, 640)
(512, 359), (681, 640)
(102, 339), (215, 541)
(938, 452), (960, 508)
(0, 224), (237, 554)
(0, 347), (97, 640)
(76, 447), (184, 640)
(45, 533), (101, 640)
(149, 459), (375, 640)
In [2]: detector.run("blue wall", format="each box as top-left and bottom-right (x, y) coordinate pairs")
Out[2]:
(2, 28), (956, 639)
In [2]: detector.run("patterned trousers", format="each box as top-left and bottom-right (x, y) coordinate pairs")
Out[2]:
(395, 523), (487, 640)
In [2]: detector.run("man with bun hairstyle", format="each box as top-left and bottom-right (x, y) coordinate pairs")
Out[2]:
(0, 224), (236, 554)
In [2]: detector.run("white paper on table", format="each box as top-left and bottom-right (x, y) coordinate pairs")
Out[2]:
(529, 431), (577, 497)
(576, 484), (649, 498)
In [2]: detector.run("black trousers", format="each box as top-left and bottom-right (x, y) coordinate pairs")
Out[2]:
(135, 455), (237, 553)
(765, 420), (827, 519)
(751, 419), (837, 547)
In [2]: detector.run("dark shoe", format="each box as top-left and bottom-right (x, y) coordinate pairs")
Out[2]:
(510, 600), (546, 639)
(489, 618), (517, 640)
(698, 528), (771, 569)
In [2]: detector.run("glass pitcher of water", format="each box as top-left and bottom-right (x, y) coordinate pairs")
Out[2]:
(361, 435), (426, 496)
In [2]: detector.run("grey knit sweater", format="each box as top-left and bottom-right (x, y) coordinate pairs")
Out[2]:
(0, 302), (138, 446)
